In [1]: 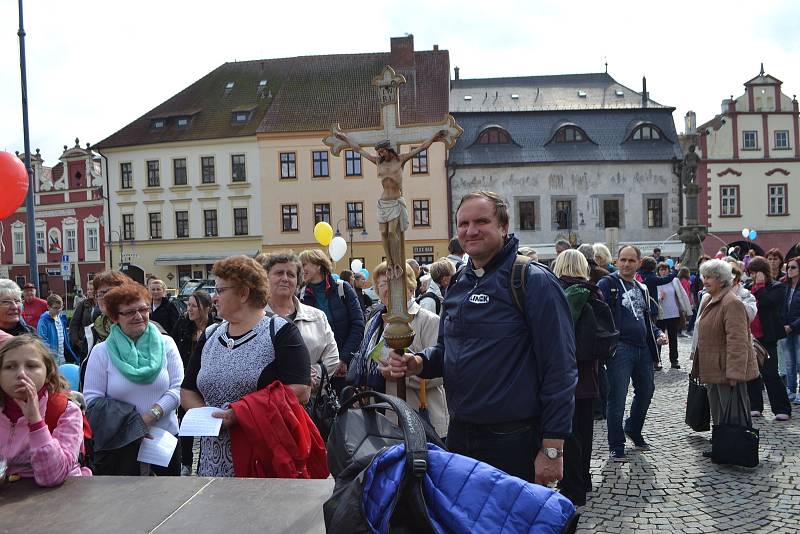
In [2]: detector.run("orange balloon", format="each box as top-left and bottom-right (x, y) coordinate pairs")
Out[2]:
(0, 151), (29, 219)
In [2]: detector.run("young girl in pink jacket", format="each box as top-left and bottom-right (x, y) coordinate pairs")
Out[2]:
(1, 334), (88, 486)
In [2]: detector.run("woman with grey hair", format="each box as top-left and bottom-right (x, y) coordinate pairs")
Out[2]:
(593, 243), (616, 273)
(0, 280), (35, 336)
(691, 259), (758, 455)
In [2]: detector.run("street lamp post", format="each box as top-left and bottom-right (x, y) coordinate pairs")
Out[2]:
(106, 228), (124, 269)
(334, 217), (368, 267)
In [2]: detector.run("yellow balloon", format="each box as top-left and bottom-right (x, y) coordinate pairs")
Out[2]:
(314, 221), (334, 246)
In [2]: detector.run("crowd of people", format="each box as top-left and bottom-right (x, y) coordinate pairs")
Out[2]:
(2, 189), (799, 518)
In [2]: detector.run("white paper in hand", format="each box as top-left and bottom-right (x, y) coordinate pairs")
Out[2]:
(179, 406), (225, 436)
(137, 427), (178, 467)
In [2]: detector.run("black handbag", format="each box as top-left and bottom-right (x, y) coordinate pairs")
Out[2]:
(711, 389), (760, 468)
(323, 390), (445, 534)
(685, 377), (710, 432)
(306, 363), (340, 441)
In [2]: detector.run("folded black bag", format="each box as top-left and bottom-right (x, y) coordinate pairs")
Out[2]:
(711, 390), (759, 468)
(685, 377), (710, 432)
(323, 390), (445, 534)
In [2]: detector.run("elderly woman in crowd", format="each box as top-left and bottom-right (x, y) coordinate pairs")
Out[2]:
(363, 261), (448, 438)
(593, 243), (616, 273)
(260, 251), (339, 386)
(84, 282), (184, 475)
(36, 294), (78, 366)
(170, 290), (217, 476)
(417, 259), (455, 315)
(552, 250), (604, 507)
(691, 260), (758, 454)
(299, 249), (364, 386)
(181, 256), (311, 477)
(0, 280), (35, 336)
(746, 257), (792, 420)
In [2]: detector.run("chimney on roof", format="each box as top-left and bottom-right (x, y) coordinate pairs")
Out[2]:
(641, 76), (648, 108)
(433, 44), (438, 51)
(454, 66), (460, 80)
(684, 111), (696, 134)
(390, 35), (414, 68)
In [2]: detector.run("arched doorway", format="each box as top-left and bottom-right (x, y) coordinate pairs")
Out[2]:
(726, 240), (764, 258)
(120, 263), (145, 285)
(786, 242), (800, 261)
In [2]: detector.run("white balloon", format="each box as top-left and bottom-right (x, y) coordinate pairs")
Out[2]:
(741, 228), (749, 238)
(350, 259), (363, 272)
(329, 236), (348, 262)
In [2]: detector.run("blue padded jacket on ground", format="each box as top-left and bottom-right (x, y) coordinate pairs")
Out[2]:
(362, 443), (577, 534)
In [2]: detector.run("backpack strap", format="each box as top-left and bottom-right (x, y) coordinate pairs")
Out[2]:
(510, 255), (533, 314)
(336, 279), (346, 304)
(45, 392), (69, 434)
(415, 291), (442, 315)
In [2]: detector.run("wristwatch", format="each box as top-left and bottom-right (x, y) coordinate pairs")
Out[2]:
(541, 447), (564, 459)
(149, 406), (163, 421)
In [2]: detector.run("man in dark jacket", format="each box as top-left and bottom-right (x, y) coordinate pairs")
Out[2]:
(598, 245), (667, 462)
(69, 287), (98, 361)
(384, 191), (576, 485)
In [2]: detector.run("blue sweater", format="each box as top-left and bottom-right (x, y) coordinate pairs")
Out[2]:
(36, 311), (78, 364)
(419, 235), (576, 438)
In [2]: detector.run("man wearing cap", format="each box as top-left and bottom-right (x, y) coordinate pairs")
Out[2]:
(21, 283), (48, 329)
(336, 130), (447, 278)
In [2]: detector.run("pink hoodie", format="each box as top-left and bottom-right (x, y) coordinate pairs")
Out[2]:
(0, 392), (88, 486)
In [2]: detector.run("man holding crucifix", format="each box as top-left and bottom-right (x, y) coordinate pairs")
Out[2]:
(335, 129), (447, 280)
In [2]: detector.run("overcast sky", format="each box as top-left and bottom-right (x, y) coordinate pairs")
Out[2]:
(2, 0), (799, 165)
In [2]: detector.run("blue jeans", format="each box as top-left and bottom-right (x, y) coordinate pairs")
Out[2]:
(785, 335), (800, 395)
(606, 341), (655, 453)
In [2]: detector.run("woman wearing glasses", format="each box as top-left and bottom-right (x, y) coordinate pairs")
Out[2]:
(0, 279), (35, 336)
(83, 282), (184, 475)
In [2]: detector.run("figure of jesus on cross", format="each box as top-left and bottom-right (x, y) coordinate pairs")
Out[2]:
(335, 129), (447, 279)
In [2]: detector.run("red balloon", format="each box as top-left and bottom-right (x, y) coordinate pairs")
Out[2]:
(0, 151), (30, 219)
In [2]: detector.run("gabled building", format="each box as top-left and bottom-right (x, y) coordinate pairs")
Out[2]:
(449, 72), (684, 258)
(696, 67), (800, 258)
(256, 35), (452, 269)
(94, 62), (269, 287)
(0, 141), (106, 295)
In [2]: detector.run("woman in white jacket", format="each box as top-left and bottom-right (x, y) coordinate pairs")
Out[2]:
(657, 262), (693, 369)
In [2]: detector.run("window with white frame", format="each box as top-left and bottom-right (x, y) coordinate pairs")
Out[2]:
(87, 227), (99, 251)
(84, 216), (100, 262)
(720, 186), (739, 216)
(12, 224), (25, 264)
(768, 184), (787, 215)
(742, 131), (758, 150)
(775, 130), (790, 149)
(13, 231), (24, 255)
(35, 229), (46, 254)
(64, 227), (77, 253)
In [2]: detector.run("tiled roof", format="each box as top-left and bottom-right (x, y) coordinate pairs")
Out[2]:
(449, 109), (683, 166)
(258, 50), (450, 132)
(95, 59), (294, 150)
(95, 48), (450, 149)
(450, 73), (667, 113)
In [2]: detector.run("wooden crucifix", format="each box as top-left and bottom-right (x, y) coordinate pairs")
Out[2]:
(323, 65), (462, 400)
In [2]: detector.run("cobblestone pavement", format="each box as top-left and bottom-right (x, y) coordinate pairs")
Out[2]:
(578, 337), (800, 533)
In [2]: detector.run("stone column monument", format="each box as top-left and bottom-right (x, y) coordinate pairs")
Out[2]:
(675, 144), (707, 270)
(323, 66), (462, 399)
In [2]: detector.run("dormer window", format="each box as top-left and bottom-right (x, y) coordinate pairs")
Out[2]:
(232, 111), (250, 124)
(224, 81), (235, 95)
(630, 124), (663, 141)
(551, 125), (589, 144)
(176, 117), (189, 129)
(475, 126), (511, 145)
(151, 119), (165, 130)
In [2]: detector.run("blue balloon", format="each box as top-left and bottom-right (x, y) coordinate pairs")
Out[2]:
(331, 273), (340, 281)
(360, 268), (369, 281)
(748, 230), (757, 240)
(666, 258), (674, 268)
(59, 364), (80, 392)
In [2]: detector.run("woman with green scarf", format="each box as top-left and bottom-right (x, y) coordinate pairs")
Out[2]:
(84, 282), (184, 475)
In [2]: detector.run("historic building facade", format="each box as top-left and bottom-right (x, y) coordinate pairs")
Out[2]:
(0, 142), (106, 296)
(448, 72), (684, 259)
(95, 63), (267, 287)
(256, 35), (452, 270)
(696, 67), (800, 258)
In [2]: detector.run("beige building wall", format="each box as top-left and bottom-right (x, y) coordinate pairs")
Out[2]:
(101, 137), (263, 289)
(257, 132), (450, 271)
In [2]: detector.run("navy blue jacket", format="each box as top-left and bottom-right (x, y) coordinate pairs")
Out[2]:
(639, 269), (677, 304)
(302, 274), (364, 364)
(786, 281), (800, 334)
(598, 272), (662, 362)
(418, 235), (577, 439)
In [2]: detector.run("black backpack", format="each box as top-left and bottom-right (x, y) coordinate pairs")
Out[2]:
(324, 390), (445, 533)
(574, 297), (619, 363)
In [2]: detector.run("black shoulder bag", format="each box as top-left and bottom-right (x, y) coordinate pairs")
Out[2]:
(306, 363), (340, 441)
(711, 388), (759, 468)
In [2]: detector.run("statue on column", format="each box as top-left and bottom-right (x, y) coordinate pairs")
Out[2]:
(335, 130), (447, 279)
(680, 144), (700, 187)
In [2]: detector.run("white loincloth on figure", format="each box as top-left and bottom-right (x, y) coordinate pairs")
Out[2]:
(377, 197), (409, 232)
